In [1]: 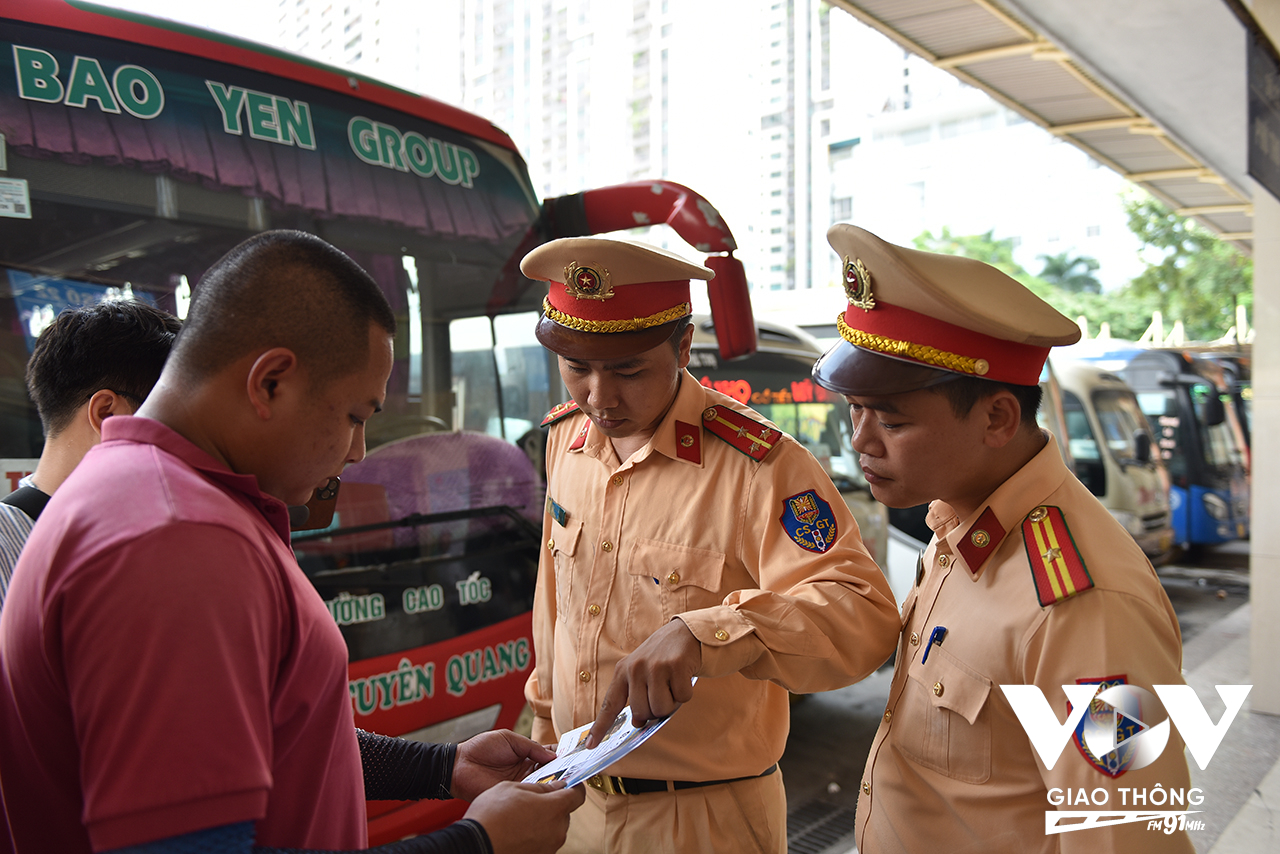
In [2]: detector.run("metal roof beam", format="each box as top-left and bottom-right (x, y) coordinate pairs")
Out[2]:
(1047, 117), (1155, 135)
(934, 43), (1039, 69)
(1175, 204), (1253, 216)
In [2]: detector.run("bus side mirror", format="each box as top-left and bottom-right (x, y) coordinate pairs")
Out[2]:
(1132, 430), (1152, 465)
(705, 254), (758, 360)
(1204, 395), (1226, 427)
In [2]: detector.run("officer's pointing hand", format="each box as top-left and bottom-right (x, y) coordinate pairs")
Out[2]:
(586, 618), (701, 748)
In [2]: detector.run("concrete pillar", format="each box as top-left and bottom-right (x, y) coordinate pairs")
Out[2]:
(1248, 0), (1280, 716)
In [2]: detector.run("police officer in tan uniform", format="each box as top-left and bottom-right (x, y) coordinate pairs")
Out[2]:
(521, 236), (900, 854)
(811, 224), (1195, 853)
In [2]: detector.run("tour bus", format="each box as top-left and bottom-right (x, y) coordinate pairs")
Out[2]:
(1051, 358), (1175, 565)
(0, 1), (757, 841)
(687, 315), (889, 572)
(1063, 341), (1250, 551)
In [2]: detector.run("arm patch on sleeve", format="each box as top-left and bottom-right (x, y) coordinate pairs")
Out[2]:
(780, 490), (838, 553)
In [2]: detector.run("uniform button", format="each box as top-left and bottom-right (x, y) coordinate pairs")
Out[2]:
(602, 541), (613, 552)
(579, 671), (591, 683)
(862, 781), (871, 795)
(714, 629), (729, 641)
(547, 539), (555, 551)
(588, 604), (601, 617)
(667, 571), (680, 584)
(938, 554), (950, 567)
(933, 681), (944, 697)
(910, 632), (920, 646)
(611, 474), (623, 486)
(883, 709), (893, 723)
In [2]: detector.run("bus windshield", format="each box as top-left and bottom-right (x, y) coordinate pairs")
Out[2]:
(1092, 388), (1152, 463)
(1, 14), (546, 469)
(1190, 382), (1245, 469)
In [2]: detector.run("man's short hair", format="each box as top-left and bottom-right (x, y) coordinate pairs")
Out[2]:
(172, 231), (396, 386)
(926, 376), (1043, 430)
(27, 300), (182, 437)
(667, 316), (693, 356)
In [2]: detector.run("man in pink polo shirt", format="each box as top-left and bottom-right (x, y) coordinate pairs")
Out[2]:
(0, 231), (582, 854)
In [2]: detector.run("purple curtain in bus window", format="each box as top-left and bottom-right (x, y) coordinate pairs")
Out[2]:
(460, 184), (500, 240)
(272, 146), (306, 208)
(247, 142), (284, 203)
(420, 178), (457, 235)
(0, 89), (34, 149)
(393, 171), (429, 231)
(296, 145), (329, 212)
(343, 432), (543, 549)
(141, 112), (184, 173)
(205, 120), (256, 190)
(28, 100), (80, 161)
(448, 183), (481, 238)
(348, 159), (382, 219)
(371, 168), (407, 225)
(321, 151), (359, 217)
(70, 108), (120, 162)
(106, 111), (155, 167)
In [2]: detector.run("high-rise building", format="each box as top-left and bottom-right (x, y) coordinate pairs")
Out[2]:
(267, 0), (462, 108)
(117, 0), (1141, 302)
(451, 0), (759, 230)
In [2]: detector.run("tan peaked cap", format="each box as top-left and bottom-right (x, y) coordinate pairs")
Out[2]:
(522, 236), (712, 360)
(813, 224), (1081, 395)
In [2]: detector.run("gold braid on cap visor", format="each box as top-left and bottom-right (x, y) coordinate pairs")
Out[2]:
(836, 313), (990, 376)
(543, 297), (692, 333)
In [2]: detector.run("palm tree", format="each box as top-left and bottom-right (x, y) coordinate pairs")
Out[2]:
(1038, 251), (1102, 293)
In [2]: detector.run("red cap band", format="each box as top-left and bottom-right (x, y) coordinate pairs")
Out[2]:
(545, 279), (692, 333)
(842, 300), (1049, 386)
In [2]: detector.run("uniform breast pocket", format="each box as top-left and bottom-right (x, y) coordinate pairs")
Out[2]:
(624, 539), (725, 647)
(895, 647), (992, 783)
(549, 516), (582, 617)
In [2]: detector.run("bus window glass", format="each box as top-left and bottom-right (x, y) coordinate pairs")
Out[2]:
(1062, 389), (1104, 496)
(1191, 382), (1243, 469)
(1092, 389), (1150, 461)
(1062, 390), (1100, 462)
(492, 311), (550, 442)
(449, 317), (497, 435)
(1136, 390), (1184, 480)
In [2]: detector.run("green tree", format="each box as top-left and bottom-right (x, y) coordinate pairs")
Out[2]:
(1123, 193), (1252, 341)
(1038, 251), (1102, 294)
(913, 227), (1027, 277)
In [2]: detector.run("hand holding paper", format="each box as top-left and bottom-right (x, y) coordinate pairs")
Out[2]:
(520, 695), (687, 789)
(587, 618), (702, 748)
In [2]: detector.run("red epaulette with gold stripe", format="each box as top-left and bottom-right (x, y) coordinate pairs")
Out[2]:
(1022, 505), (1094, 607)
(541, 400), (581, 427)
(701, 405), (778, 462)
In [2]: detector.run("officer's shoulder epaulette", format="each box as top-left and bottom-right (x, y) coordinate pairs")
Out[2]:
(1021, 505), (1094, 607)
(541, 400), (581, 427)
(700, 404), (779, 462)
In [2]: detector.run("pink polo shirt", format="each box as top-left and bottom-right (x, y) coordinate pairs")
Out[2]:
(0, 417), (365, 852)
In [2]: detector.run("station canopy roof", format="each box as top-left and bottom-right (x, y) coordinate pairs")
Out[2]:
(831, 0), (1254, 253)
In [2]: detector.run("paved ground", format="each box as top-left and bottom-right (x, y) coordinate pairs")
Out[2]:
(780, 540), (1269, 854)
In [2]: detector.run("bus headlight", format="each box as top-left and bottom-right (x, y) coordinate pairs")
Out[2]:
(1109, 510), (1145, 537)
(1202, 493), (1229, 521)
